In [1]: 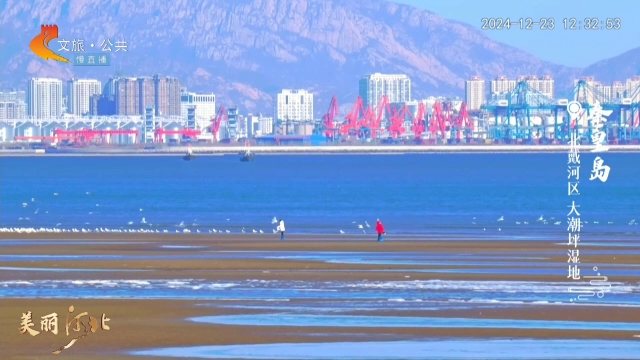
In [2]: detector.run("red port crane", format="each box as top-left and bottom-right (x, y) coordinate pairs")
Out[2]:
(411, 103), (427, 139)
(342, 96), (367, 137)
(153, 128), (201, 143)
(367, 95), (392, 139)
(451, 102), (473, 141)
(322, 96), (339, 138)
(389, 104), (413, 139)
(429, 102), (448, 139)
(211, 106), (228, 141)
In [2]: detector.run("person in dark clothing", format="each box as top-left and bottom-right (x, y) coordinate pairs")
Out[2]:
(375, 219), (385, 242)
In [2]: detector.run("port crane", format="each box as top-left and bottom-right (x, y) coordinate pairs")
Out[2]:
(321, 95), (339, 139)
(211, 106), (228, 141)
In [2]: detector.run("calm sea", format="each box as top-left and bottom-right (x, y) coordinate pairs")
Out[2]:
(1, 153), (639, 239)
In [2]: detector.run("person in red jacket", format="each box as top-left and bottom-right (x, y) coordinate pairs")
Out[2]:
(375, 219), (385, 242)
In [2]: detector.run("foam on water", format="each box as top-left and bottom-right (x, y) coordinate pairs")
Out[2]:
(131, 339), (640, 359)
(189, 314), (640, 331)
(1, 279), (638, 306)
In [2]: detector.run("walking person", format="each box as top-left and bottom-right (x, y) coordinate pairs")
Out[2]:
(277, 219), (286, 240)
(375, 219), (385, 242)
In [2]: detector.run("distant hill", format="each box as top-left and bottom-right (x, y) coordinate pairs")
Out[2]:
(0, 0), (634, 115)
(580, 47), (640, 84)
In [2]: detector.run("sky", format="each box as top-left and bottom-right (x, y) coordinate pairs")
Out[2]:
(394, 0), (639, 68)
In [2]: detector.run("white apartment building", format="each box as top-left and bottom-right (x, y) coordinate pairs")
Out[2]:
(68, 79), (102, 116)
(27, 78), (63, 119)
(259, 116), (274, 135)
(465, 76), (485, 111)
(180, 91), (216, 129)
(626, 76), (640, 102)
(490, 76), (516, 97)
(574, 76), (640, 104)
(491, 75), (554, 99)
(359, 73), (411, 114)
(0, 90), (27, 119)
(276, 89), (314, 122)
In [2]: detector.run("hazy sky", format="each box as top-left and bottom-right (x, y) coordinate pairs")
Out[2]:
(393, 0), (639, 68)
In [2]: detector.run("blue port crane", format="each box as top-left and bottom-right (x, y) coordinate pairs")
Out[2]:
(481, 81), (556, 144)
(567, 79), (640, 144)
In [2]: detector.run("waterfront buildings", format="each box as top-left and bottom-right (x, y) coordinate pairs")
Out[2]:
(465, 76), (485, 111)
(276, 89), (314, 122)
(27, 78), (63, 119)
(359, 73), (411, 114)
(573, 76), (640, 104)
(67, 79), (102, 116)
(153, 75), (181, 117)
(180, 90), (216, 129)
(0, 90), (27, 120)
(489, 75), (555, 100)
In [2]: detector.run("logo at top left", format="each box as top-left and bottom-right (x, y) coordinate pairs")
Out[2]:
(29, 24), (70, 63)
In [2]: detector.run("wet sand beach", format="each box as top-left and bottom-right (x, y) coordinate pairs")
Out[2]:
(1, 233), (639, 359)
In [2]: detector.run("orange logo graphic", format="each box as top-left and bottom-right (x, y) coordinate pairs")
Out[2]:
(30, 24), (70, 63)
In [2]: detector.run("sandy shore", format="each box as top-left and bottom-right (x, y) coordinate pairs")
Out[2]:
(1, 233), (638, 359)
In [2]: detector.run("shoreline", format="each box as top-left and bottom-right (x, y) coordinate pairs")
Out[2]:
(2, 144), (640, 156)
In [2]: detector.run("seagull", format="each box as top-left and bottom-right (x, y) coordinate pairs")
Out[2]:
(22, 203), (27, 207)
(178, 221), (185, 227)
(523, 221), (529, 225)
(497, 216), (504, 221)
(498, 228), (501, 231)
(56, 223), (62, 226)
(140, 208), (143, 211)
(53, 193), (58, 196)
(259, 230), (264, 234)
(340, 230), (345, 234)
(357, 224), (363, 229)
(225, 230), (230, 233)
(554, 221), (561, 225)
(271, 217), (278, 224)
(127, 221), (133, 225)
(515, 221), (521, 225)
(89, 212), (93, 215)
(537, 215), (544, 222)
(34, 208), (39, 214)
(31, 198), (35, 202)
(365, 221), (370, 228)
(141, 217), (147, 224)
(272, 229), (277, 233)
(96, 204), (99, 207)
(86, 192), (90, 195)
(241, 227), (246, 233)
(252, 229), (257, 233)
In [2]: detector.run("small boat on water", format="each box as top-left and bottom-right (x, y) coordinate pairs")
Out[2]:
(240, 142), (255, 162)
(183, 145), (195, 161)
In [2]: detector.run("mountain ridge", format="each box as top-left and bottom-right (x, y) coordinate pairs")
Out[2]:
(0, 0), (637, 115)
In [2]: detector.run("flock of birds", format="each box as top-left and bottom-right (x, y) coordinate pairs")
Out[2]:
(4, 194), (638, 235)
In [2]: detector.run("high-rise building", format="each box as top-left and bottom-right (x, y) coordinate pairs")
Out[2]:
(138, 77), (155, 115)
(276, 89), (314, 122)
(153, 75), (181, 117)
(359, 73), (411, 113)
(523, 75), (554, 99)
(0, 90), (27, 119)
(67, 79), (102, 116)
(259, 116), (274, 135)
(490, 76), (516, 97)
(115, 77), (140, 115)
(612, 81), (625, 101)
(574, 77), (598, 104)
(465, 76), (485, 111)
(181, 91), (216, 129)
(626, 76), (640, 102)
(27, 78), (63, 119)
